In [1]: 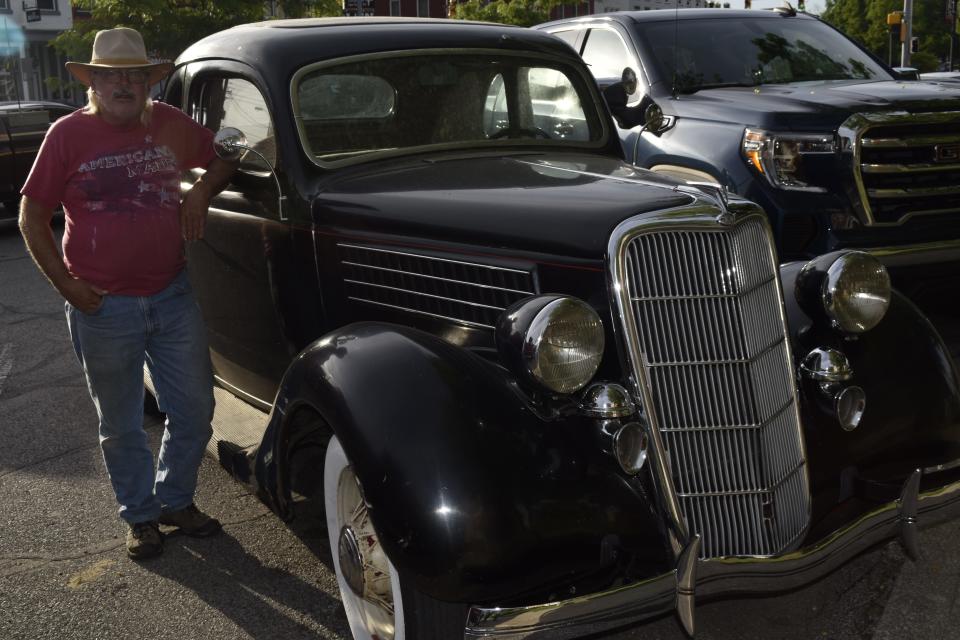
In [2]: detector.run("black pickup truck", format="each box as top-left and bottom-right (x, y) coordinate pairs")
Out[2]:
(0, 101), (74, 217)
(536, 7), (960, 357)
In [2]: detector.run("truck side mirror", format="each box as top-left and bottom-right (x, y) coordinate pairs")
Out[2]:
(602, 67), (642, 129)
(621, 67), (638, 96)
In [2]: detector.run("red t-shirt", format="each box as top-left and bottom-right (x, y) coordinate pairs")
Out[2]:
(21, 102), (216, 296)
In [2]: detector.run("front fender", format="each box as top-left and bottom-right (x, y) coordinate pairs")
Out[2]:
(780, 261), (960, 528)
(256, 322), (668, 603)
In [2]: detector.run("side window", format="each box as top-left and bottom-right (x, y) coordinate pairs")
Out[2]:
(195, 77), (276, 174)
(482, 74), (508, 137)
(526, 68), (589, 140)
(581, 29), (631, 81)
(550, 30), (581, 52)
(482, 69), (590, 141)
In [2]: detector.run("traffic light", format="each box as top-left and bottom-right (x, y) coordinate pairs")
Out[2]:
(910, 36), (919, 54)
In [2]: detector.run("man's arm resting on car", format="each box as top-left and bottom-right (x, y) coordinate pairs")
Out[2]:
(180, 157), (238, 242)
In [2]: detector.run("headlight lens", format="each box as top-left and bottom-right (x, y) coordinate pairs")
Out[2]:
(525, 297), (604, 394)
(823, 252), (891, 333)
(742, 128), (835, 192)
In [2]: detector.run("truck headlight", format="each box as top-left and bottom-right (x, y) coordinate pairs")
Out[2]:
(496, 295), (604, 394)
(742, 128), (835, 192)
(797, 251), (891, 334)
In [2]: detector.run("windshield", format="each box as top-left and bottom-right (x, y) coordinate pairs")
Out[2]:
(293, 52), (604, 165)
(637, 17), (891, 93)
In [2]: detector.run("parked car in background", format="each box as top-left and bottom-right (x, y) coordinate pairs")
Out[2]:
(535, 8), (960, 359)
(0, 100), (75, 217)
(161, 17), (960, 640)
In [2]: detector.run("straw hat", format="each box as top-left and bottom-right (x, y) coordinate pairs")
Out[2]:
(66, 27), (172, 86)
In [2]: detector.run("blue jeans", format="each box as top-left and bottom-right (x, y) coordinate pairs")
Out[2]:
(66, 270), (214, 524)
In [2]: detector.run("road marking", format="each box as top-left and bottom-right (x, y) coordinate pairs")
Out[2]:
(66, 558), (115, 588)
(0, 343), (12, 397)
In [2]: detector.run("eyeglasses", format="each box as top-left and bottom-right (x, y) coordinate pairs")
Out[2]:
(93, 69), (150, 84)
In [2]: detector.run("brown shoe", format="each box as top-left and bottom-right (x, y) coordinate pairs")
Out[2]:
(158, 503), (222, 537)
(126, 521), (163, 560)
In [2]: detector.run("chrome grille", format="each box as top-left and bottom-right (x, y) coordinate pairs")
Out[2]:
(849, 111), (960, 225)
(338, 243), (536, 329)
(616, 214), (809, 558)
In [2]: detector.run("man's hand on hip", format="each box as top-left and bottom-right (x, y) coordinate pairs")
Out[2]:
(60, 277), (109, 314)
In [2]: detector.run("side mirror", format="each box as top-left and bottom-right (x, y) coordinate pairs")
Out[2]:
(213, 127), (287, 221)
(621, 67), (638, 96)
(213, 127), (249, 161)
(642, 102), (668, 134)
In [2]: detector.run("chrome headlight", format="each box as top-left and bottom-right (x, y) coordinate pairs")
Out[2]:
(496, 295), (604, 394)
(797, 251), (891, 334)
(742, 128), (835, 192)
(823, 252), (891, 333)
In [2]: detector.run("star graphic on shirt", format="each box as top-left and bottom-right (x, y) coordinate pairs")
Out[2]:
(138, 181), (153, 193)
(145, 134), (153, 144)
(159, 188), (174, 205)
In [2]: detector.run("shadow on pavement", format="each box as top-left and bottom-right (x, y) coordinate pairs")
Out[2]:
(141, 528), (347, 639)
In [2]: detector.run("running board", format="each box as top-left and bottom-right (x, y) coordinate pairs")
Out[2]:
(143, 370), (267, 482)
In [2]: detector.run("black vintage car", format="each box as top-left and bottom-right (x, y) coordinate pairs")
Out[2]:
(161, 17), (960, 639)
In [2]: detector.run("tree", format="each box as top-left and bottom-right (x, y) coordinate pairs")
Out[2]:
(52, 1), (342, 63)
(822, 0), (957, 72)
(451, 0), (577, 28)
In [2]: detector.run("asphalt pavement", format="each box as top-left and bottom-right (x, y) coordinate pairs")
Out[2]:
(1, 214), (958, 640)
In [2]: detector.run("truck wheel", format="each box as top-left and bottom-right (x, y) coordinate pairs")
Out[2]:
(324, 435), (467, 640)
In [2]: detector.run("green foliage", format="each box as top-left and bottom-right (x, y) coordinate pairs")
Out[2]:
(822, 0), (957, 72)
(51, 0), (342, 64)
(451, 0), (575, 28)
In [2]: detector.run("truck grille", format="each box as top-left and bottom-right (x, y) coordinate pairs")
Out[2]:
(613, 213), (809, 558)
(849, 111), (960, 225)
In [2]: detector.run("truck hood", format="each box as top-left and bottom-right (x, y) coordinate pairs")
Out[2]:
(314, 152), (697, 260)
(667, 80), (960, 130)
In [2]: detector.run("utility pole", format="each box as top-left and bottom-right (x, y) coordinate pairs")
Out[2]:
(901, 0), (913, 67)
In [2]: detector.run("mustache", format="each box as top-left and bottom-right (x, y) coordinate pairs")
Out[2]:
(111, 89), (136, 99)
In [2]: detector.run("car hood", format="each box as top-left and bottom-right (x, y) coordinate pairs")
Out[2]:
(666, 79), (960, 130)
(314, 152), (697, 260)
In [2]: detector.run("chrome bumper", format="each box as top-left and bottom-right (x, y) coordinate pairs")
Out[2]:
(464, 474), (960, 639)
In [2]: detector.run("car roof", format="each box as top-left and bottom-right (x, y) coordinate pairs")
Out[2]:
(177, 17), (575, 69)
(537, 8), (817, 28)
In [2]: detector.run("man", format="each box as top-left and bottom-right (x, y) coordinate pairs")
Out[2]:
(18, 27), (236, 560)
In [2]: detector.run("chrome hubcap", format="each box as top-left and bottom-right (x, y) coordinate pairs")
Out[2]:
(338, 524), (365, 597)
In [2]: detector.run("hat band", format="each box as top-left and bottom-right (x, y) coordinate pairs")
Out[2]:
(88, 57), (153, 66)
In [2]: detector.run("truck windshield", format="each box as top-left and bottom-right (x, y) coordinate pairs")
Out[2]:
(636, 17), (891, 93)
(292, 52), (604, 165)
